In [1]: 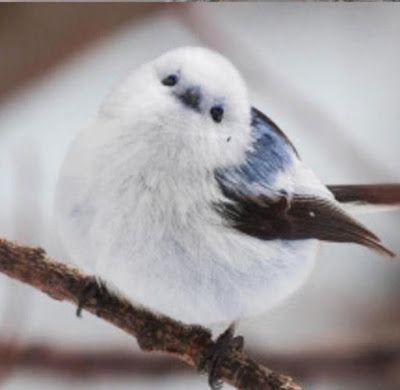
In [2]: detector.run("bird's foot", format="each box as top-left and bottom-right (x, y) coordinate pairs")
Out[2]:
(199, 324), (244, 390)
(76, 276), (107, 317)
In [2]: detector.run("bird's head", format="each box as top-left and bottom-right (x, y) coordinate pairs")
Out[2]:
(101, 47), (252, 170)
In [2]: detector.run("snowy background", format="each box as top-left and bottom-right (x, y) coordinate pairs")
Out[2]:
(0, 3), (399, 390)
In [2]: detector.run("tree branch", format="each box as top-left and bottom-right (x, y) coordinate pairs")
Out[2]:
(0, 238), (301, 390)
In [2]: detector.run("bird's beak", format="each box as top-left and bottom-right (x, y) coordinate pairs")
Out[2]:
(178, 87), (201, 112)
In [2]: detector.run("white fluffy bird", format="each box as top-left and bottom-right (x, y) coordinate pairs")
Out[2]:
(55, 47), (398, 329)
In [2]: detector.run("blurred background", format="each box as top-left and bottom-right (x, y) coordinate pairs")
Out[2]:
(0, 3), (399, 390)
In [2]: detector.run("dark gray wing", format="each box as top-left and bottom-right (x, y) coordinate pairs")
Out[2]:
(214, 107), (395, 258)
(214, 107), (298, 194)
(251, 106), (299, 158)
(215, 191), (395, 257)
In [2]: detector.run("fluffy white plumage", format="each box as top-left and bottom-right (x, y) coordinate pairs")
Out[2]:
(55, 47), (334, 325)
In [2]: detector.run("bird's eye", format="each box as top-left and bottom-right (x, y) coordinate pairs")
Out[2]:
(161, 74), (178, 87)
(210, 105), (224, 123)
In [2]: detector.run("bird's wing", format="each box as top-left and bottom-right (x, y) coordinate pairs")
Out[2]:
(215, 191), (395, 257)
(250, 106), (300, 158)
(214, 107), (395, 258)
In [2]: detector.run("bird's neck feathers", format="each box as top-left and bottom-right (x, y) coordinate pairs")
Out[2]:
(107, 114), (251, 183)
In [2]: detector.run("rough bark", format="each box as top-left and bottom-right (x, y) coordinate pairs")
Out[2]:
(0, 238), (301, 390)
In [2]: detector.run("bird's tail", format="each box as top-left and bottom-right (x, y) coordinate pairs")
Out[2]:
(328, 184), (400, 215)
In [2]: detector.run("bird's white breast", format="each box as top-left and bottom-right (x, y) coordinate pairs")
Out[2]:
(55, 120), (318, 325)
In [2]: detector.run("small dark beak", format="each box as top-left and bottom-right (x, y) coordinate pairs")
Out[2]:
(179, 87), (201, 111)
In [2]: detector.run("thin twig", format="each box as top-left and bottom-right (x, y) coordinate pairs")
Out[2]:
(0, 238), (301, 390)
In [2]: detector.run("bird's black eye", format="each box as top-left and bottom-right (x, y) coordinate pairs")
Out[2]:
(161, 74), (178, 86)
(210, 105), (224, 123)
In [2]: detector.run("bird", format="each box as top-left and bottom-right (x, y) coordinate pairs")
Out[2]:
(54, 46), (399, 388)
